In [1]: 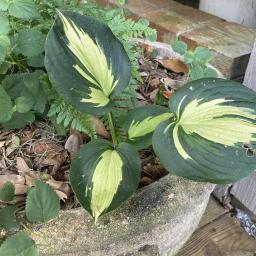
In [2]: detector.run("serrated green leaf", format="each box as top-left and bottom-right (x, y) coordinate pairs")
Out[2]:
(25, 180), (60, 223)
(0, 61), (11, 74)
(0, 232), (38, 256)
(2, 71), (43, 98)
(0, 206), (19, 231)
(190, 64), (204, 80)
(8, 0), (40, 20)
(153, 78), (256, 184)
(0, 35), (10, 63)
(33, 90), (47, 114)
(171, 40), (188, 55)
(45, 11), (131, 115)
(0, 13), (10, 34)
(194, 47), (214, 63)
(0, 0), (8, 11)
(0, 34), (10, 48)
(27, 54), (45, 68)
(123, 105), (172, 149)
(0, 181), (15, 201)
(14, 29), (45, 57)
(15, 93), (35, 113)
(2, 111), (35, 129)
(0, 86), (13, 122)
(204, 67), (218, 78)
(184, 51), (194, 64)
(70, 139), (141, 221)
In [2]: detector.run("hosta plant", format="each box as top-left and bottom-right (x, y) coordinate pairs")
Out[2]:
(45, 11), (256, 221)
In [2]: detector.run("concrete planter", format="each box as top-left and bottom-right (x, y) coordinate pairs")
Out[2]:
(28, 42), (217, 256)
(199, 0), (256, 28)
(30, 175), (214, 256)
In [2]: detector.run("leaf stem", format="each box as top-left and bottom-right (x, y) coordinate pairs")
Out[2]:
(108, 112), (118, 148)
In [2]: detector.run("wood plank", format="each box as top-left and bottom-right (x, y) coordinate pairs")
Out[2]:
(198, 197), (225, 228)
(178, 210), (256, 256)
(212, 185), (232, 205)
(244, 40), (256, 91)
(229, 40), (256, 217)
(231, 172), (256, 216)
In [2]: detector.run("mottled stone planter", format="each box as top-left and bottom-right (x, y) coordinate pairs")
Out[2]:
(28, 42), (218, 255)
(30, 175), (214, 256)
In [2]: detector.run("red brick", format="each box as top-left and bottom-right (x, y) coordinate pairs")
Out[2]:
(94, 0), (256, 78)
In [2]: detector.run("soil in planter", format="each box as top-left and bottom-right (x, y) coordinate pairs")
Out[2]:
(0, 46), (189, 211)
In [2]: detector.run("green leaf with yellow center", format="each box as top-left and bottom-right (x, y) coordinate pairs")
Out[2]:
(45, 11), (131, 115)
(70, 139), (141, 221)
(123, 105), (172, 149)
(153, 78), (256, 184)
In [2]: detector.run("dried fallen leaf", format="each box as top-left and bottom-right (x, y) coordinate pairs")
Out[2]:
(24, 171), (42, 187)
(55, 190), (68, 202)
(45, 176), (70, 196)
(16, 157), (31, 176)
(150, 77), (160, 89)
(31, 141), (64, 155)
(6, 135), (20, 156)
(140, 176), (154, 186)
(0, 141), (5, 150)
(20, 130), (36, 143)
(163, 90), (173, 99)
(157, 59), (188, 73)
(13, 184), (28, 195)
(0, 175), (25, 185)
(0, 159), (7, 169)
(25, 175), (35, 188)
(65, 134), (81, 156)
(92, 117), (110, 138)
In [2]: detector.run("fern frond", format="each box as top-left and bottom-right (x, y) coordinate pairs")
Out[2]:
(107, 14), (156, 40)
(48, 98), (97, 139)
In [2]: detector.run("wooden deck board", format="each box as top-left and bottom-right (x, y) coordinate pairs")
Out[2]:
(178, 197), (256, 256)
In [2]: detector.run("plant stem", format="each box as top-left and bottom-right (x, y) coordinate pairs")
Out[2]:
(108, 112), (118, 148)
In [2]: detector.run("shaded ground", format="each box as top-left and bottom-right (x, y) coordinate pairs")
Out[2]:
(174, 0), (199, 8)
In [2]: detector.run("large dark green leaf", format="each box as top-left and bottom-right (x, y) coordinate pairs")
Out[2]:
(14, 29), (45, 58)
(2, 71), (43, 98)
(0, 1), (8, 11)
(2, 111), (35, 129)
(8, 0), (40, 20)
(0, 13), (10, 35)
(0, 181), (15, 202)
(123, 105), (172, 149)
(70, 139), (141, 220)
(0, 86), (13, 122)
(25, 180), (60, 223)
(45, 11), (131, 115)
(0, 232), (38, 256)
(0, 206), (19, 231)
(0, 35), (10, 63)
(153, 78), (256, 184)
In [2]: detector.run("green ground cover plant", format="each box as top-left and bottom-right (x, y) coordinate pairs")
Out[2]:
(0, 1), (256, 255)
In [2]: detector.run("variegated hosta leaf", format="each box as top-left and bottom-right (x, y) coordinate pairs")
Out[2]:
(123, 105), (172, 149)
(45, 11), (131, 115)
(153, 78), (256, 184)
(70, 139), (140, 220)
